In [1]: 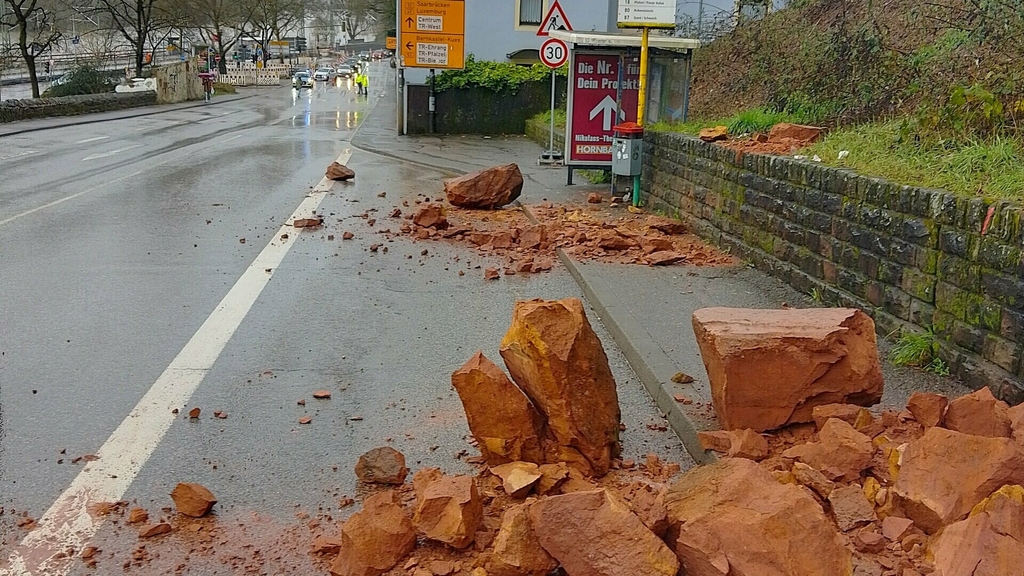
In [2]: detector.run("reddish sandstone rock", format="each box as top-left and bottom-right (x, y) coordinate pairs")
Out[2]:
(530, 489), (679, 576)
(894, 427), (1024, 533)
(535, 463), (569, 495)
(451, 352), (547, 465)
(628, 484), (670, 538)
(519, 225), (548, 250)
(1011, 403), (1024, 445)
(444, 163), (523, 209)
(665, 458), (852, 576)
(698, 126), (728, 142)
(326, 162), (356, 181)
(412, 204), (448, 229)
(170, 483), (217, 517)
(697, 429), (769, 460)
(331, 491), (416, 576)
(828, 484), (877, 531)
(313, 535), (343, 555)
(138, 523), (172, 538)
(484, 268), (500, 280)
(597, 230), (637, 251)
(906, 392), (948, 428)
(811, 403), (872, 431)
(490, 462), (542, 498)
(852, 529), (886, 553)
(355, 447), (409, 485)
(646, 251), (688, 266)
(782, 419), (875, 482)
(500, 298), (621, 476)
(413, 474), (483, 549)
(792, 462), (835, 497)
(640, 237), (675, 254)
(944, 387), (1012, 438)
(587, 193), (602, 204)
(768, 123), (823, 143)
(647, 217), (687, 235)
(881, 516), (915, 541)
(692, 307), (883, 431)
(928, 488), (1024, 576)
(488, 503), (558, 576)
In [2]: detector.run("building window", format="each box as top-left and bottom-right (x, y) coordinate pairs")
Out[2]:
(518, 0), (544, 27)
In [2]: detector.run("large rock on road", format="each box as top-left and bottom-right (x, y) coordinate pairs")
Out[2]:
(444, 163), (523, 209)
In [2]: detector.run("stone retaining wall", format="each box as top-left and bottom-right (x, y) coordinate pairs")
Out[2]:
(524, 118), (565, 153)
(642, 131), (1024, 403)
(0, 91), (156, 123)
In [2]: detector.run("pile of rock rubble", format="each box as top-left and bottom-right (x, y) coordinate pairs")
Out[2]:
(325, 301), (1024, 576)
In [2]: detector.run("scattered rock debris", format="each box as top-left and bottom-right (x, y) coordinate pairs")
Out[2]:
(325, 162), (355, 181)
(444, 163), (523, 209)
(293, 217), (324, 228)
(171, 483), (217, 518)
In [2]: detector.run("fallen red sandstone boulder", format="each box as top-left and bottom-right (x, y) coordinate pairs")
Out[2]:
(697, 429), (769, 460)
(490, 461), (542, 498)
(355, 447), (409, 485)
(326, 162), (356, 181)
(628, 483), (670, 538)
(444, 163), (523, 209)
(699, 126), (728, 142)
(331, 490), (416, 576)
(782, 418), (875, 482)
(488, 502), (558, 576)
(413, 474), (483, 549)
(500, 298), (621, 476)
(927, 486), (1024, 576)
(768, 123), (823, 143)
(944, 387), (1012, 438)
(893, 427), (1024, 533)
(1011, 404), (1024, 445)
(530, 489), (679, 576)
(691, 307), (883, 431)
(906, 392), (948, 428)
(811, 403), (872, 431)
(828, 483), (877, 531)
(664, 458), (852, 576)
(170, 482), (217, 517)
(412, 204), (448, 229)
(451, 352), (548, 465)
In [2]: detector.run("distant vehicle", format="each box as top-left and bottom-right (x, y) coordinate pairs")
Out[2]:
(313, 67), (334, 81)
(292, 72), (313, 89)
(335, 65), (353, 78)
(372, 50), (385, 60)
(358, 51), (371, 61)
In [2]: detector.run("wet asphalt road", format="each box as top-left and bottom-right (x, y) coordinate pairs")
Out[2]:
(0, 65), (689, 573)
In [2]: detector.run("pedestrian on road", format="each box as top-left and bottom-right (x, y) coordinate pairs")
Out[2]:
(359, 72), (369, 96)
(201, 74), (214, 103)
(355, 72), (365, 95)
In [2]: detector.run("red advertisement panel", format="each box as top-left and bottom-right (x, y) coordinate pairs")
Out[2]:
(567, 52), (639, 164)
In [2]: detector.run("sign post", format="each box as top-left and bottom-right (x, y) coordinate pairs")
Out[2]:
(538, 3), (570, 164)
(617, 0), (675, 205)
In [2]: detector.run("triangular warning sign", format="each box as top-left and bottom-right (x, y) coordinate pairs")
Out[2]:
(537, 0), (573, 36)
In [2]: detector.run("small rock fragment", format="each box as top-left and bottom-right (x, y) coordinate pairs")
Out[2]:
(171, 483), (217, 517)
(138, 523), (172, 538)
(342, 231), (354, 240)
(355, 447), (409, 485)
(313, 390), (332, 399)
(906, 392), (948, 428)
(188, 407), (201, 419)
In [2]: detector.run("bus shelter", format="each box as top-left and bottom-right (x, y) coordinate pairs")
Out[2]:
(547, 30), (699, 185)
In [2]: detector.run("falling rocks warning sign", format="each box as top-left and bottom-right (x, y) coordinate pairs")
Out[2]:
(568, 53), (640, 164)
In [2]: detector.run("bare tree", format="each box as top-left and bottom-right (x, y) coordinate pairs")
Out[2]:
(90, 0), (176, 76)
(184, 0), (255, 73)
(251, 0), (303, 62)
(2, 0), (63, 97)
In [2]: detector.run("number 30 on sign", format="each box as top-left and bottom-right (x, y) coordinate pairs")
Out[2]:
(540, 38), (568, 68)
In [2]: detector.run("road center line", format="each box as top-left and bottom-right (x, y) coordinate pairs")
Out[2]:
(75, 136), (109, 144)
(0, 149), (351, 576)
(81, 144), (143, 161)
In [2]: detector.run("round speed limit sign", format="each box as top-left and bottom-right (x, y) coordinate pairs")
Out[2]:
(540, 38), (568, 68)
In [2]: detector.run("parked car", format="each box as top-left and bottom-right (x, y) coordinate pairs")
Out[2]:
(335, 65), (353, 78)
(292, 72), (313, 89)
(313, 67), (334, 81)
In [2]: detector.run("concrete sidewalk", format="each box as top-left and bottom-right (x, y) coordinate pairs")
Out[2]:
(352, 83), (972, 464)
(0, 92), (255, 138)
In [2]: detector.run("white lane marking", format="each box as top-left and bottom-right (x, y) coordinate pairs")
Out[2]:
(0, 132), (246, 227)
(0, 149), (351, 576)
(0, 150), (37, 161)
(75, 136), (109, 144)
(81, 144), (143, 161)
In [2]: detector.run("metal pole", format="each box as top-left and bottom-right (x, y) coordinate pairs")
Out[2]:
(612, 53), (624, 199)
(428, 68), (436, 134)
(547, 69), (555, 155)
(634, 27), (650, 207)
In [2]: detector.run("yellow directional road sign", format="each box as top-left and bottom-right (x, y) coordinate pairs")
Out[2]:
(399, 0), (465, 69)
(386, 36), (397, 50)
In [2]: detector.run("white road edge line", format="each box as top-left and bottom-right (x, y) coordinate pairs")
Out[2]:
(81, 144), (143, 161)
(0, 133), (244, 227)
(0, 148), (351, 576)
(75, 136), (109, 144)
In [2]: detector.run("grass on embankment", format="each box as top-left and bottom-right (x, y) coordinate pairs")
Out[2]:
(804, 122), (1024, 202)
(212, 82), (237, 94)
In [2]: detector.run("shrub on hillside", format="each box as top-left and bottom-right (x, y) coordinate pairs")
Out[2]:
(434, 55), (566, 93)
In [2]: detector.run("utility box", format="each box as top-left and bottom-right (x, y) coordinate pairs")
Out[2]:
(611, 122), (644, 176)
